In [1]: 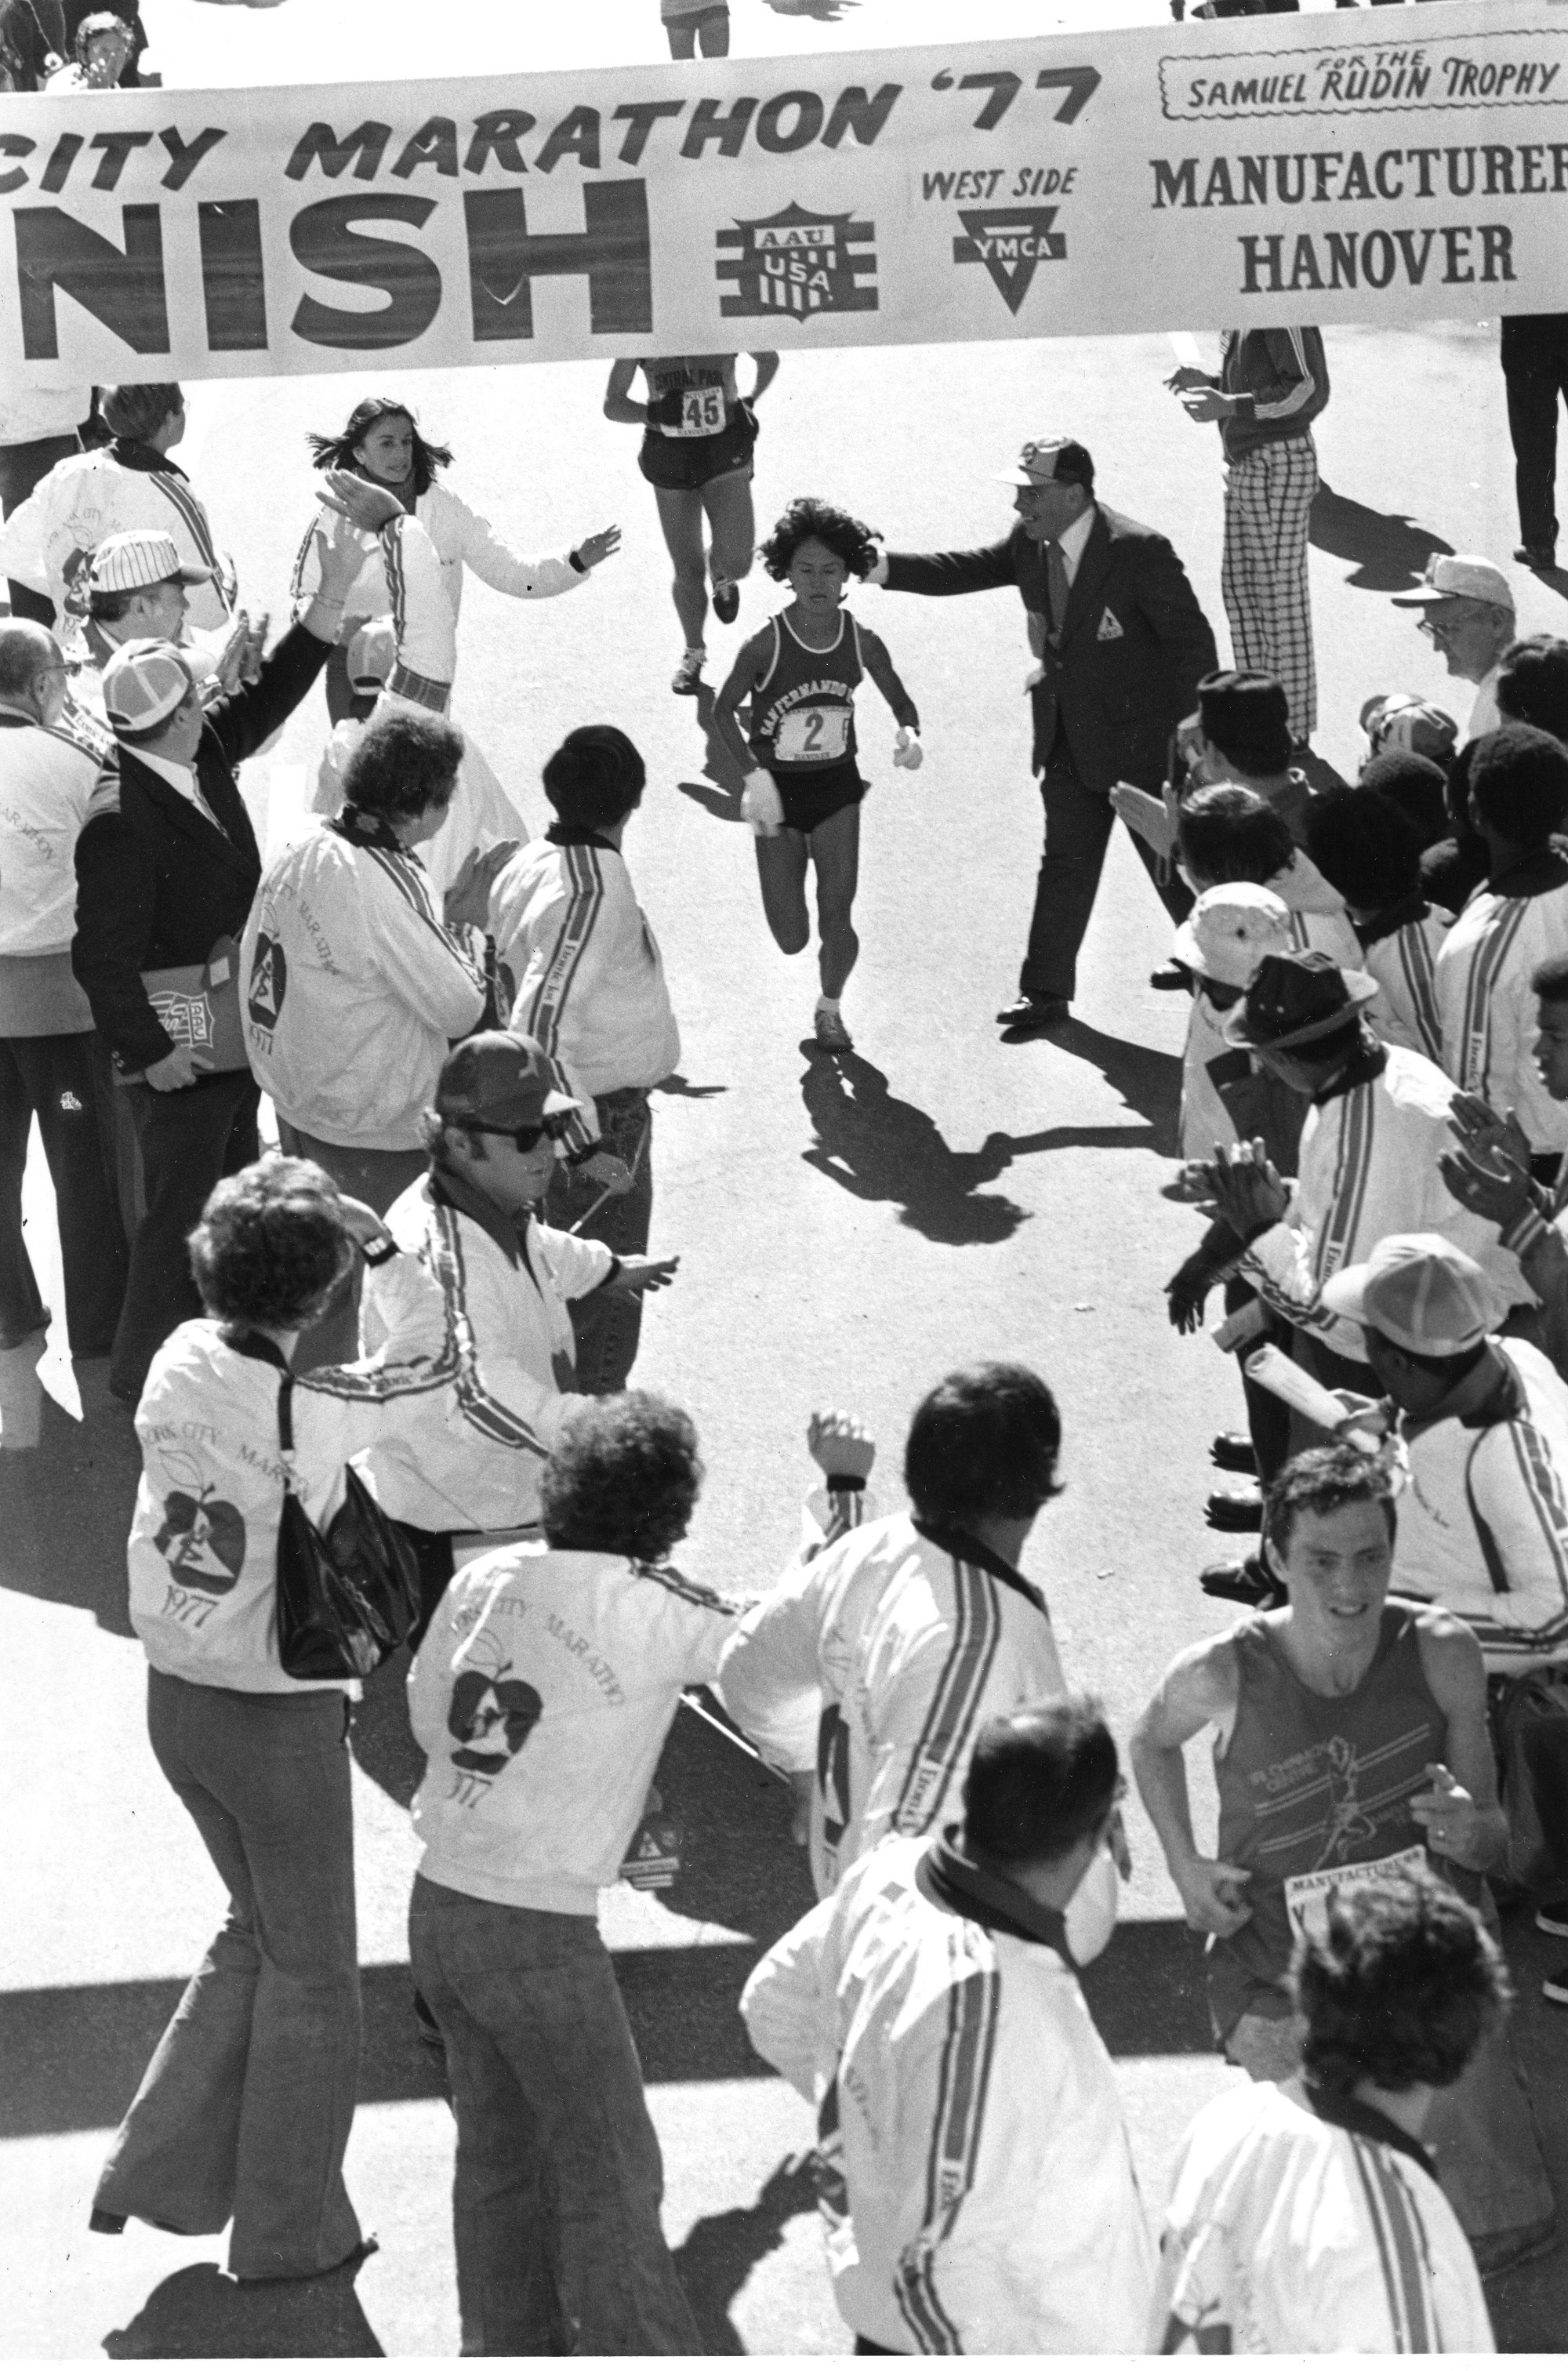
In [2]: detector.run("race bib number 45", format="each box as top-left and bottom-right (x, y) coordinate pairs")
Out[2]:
(1283, 1844), (1428, 1947)
(775, 704), (850, 764)
(666, 387), (726, 438)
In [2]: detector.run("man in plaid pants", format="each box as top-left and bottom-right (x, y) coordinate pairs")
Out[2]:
(1169, 329), (1329, 748)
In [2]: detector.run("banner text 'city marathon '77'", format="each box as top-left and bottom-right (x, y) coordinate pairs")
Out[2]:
(2, 0), (1565, 387)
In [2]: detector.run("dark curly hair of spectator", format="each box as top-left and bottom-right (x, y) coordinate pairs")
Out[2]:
(1177, 782), (1295, 891)
(1293, 1868), (1509, 2095)
(187, 1156), (352, 1332)
(1304, 787), (1423, 918)
(905, 1363), (1064, 1531)
(543, 725), (646, 830)
(307, 398), (453, 497)
(341, 710), (464, 826)
(760, 497), (880, 583)
(540, 1392), (704, 1564)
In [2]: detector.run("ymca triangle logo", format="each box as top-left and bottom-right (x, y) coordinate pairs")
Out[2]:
(952, 207), (1067, 317)
(1097, 608), (1124, 641)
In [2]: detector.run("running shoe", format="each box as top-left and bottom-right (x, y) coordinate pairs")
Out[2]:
(671, 650), (705, 696)
(815, 1005), (853, 1051)
(1544, 1963), (1568, 2007)
(712, 577), (740, 625)
(1536, 1899), (1568, 1937)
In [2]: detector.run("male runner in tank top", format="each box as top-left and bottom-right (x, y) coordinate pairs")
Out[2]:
(1131, 1443), (1556, 2276)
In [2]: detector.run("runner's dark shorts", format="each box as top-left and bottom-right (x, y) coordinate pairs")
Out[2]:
(638, 406), (758, 492)
(770, 758), (866, 836)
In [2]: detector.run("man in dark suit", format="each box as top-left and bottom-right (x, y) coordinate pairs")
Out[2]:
(871, 436), (1218, 1035)
(72, 488), (397, 1401)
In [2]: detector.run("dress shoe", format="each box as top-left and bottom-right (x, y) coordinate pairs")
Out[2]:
(1200, 1554), (1279, 1606)
(235, 2235), (380, 2286)
(1149, 961), (1192, 992)
(1210, 1431), (1258, 1475)
(996, 995), (1070, 1034)
(1515, 542), (1557, 571)
(1207, 1484), (1262, 1530)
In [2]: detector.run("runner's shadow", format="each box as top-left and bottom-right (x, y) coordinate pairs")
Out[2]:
(672, 684), (749, 822)
(103, 2261), (383, 2358)
(657, 1073), (728, 1099)
(800, 1051), (1060, 1245)
(1036, 1019), (1183, 1150)
(1308, 485), (1453, 593)
(671, 2154), (822, 2355)
(676, 776), (745, 824)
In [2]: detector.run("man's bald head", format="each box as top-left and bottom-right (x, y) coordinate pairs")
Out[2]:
(0, 622), (65, 721)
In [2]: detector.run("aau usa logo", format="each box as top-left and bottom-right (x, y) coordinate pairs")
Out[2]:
(717, 202), (878, 321)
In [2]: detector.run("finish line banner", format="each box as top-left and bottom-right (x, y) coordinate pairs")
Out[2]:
(2, 0), (1566, 386)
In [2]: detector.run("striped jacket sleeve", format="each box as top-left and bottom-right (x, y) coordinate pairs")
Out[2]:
(358, 844), (487, 1037)
(450, 488), (585, 602)
(498, 848), (607, 1158)
(893, 1963), (1004, 2354)
(1459, 1421), (1568, 1668)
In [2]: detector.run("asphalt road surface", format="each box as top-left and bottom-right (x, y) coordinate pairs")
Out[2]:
(4, 3), (1568, 2359)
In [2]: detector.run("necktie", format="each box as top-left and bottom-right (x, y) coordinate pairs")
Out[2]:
(1046, 539), (1070, 644)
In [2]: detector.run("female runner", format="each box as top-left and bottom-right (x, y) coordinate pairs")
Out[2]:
(604, 352), (778, 695)
(713, 496), (922, 1050)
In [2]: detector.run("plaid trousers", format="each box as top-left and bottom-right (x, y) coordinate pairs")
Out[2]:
(1221, 432), (1319, 740)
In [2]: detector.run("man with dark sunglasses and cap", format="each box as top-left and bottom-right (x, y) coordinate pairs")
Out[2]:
(358, 1029), (680, 1568)
(866, 434), (1216, 1036)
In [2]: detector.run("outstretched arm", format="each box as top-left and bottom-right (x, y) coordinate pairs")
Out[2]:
(604, 359), (647, 427)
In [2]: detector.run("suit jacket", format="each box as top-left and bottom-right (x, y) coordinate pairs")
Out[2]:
(883, 506), (1217, 795)
(73, 623), (329, 1073)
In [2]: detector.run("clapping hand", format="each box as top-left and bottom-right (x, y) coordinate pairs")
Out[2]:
(1438, 1142), (1537, 1233)
(1203, 1139), (1290, 1239)
(608, 1254), (681, 1298)
(1449, 1091), (1530, 1171)
(213, 610), (252, 695)
(320, 469), (404, 534)
(443, 841), (521, 931)
(808, 1408), (876, 1482)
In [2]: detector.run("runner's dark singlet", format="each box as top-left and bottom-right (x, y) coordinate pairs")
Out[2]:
(747, 611), (865, 777)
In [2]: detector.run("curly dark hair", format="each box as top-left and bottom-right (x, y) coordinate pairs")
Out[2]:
(1263, 1443), (1399, 1565)
(341, 710), (464, 825)
(1294, 1868), (1509, 2095)
(540, 1392), (703, 1563)
(1178, 782), (1295, 891)
(543, 724), (646, 830)
(760, 496), (880, 583)
(187, 1155), (352, 1331)
(1304, 787), (1423, 917)
(905, 1362), (1064, 1530)
(307, 397), (453, 496)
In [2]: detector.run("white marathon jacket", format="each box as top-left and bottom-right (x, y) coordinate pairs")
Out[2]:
(358, 1171), (615, 1536)
(239, 820), (486, 1152)
(306, 514), (526, 899)
(408, 1541), (745, 1917)
(1436, 859), (1568, 1157)
(493, 830), (681, 1104)
(717, 1508), (1068, 1898)
(0, 444), (234, 631)
(0, 701), (112, 963)
(128, 1318), (468, 1695)
(1240, 1044), (1530, 1363)
(742, 1833), (1155, 2355)
(290, 478), (584, 641)
(1149, 2077), (1493, 2353)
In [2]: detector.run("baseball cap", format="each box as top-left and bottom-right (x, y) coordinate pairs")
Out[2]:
(994, 435), (1094, 489)
(1390, 554), (1514, 611)
(87, 528), (214, 595)
(1198, 670), (1292, 771)
(1222, 949), (1381, 1051)
(100, 637), (194, 734)
(1171, 883), (1293, 989)
(1320, 1233), (1509, 1355)
(1359, 690), (1459, 764)
(434, 1030), (583, 1132)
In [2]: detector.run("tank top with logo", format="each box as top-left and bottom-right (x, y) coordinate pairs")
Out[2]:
(748, 611), (865, 777)
(1209, 1606), (1478, 2038)
(642, 355), (741, 441)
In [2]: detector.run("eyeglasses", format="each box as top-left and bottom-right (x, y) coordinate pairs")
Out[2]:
(464, 1120), (551, 1154)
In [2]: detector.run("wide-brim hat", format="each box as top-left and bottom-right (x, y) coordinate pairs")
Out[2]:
(1221, 950), (1381, 1051)
(1171, 883), (1293, 989)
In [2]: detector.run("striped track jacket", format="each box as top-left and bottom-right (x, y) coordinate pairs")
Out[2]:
(1435, 858), (1568, 1157)
(742, 1835), (1154, 2354)
(716, 1510), (1067, 1899)
(0, 439), (234, 631)
(1241, 1045), (1530, 1361)
(1392, 1338), (1568, 1673)
(289, 477), (583, 638)
(358, 1171), (613, 1536)
(1150, 2078), (1492, 2354)
(1359, 900), (1451, 1066)
(1218, 327), (1330, 463)
(492, 830), (680, 1106)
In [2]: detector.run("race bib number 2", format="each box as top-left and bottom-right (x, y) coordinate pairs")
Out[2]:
(775, 704), (850, 764)
(1283, 1843), (1428, 1946)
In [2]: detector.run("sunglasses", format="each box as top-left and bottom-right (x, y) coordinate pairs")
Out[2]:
(466, 1120), (554, 1154)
